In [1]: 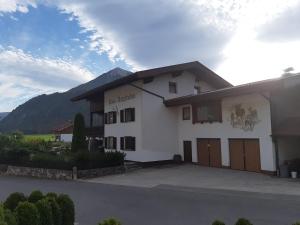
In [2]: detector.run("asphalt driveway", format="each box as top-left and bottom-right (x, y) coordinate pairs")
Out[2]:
(1, 175), (300, 225)
(85, 164), (300, 195)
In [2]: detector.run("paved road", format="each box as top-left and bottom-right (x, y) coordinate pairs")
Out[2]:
(1, 176), (300, 225)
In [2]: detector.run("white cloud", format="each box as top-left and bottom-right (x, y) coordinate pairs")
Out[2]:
(52, 0), (236, 70)
(0, 0), (37, 14)
(50, 0), (300, 81)
(0, 47), (95, 111)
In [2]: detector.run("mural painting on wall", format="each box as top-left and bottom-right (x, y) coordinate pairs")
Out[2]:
(230, 104), (260, 131)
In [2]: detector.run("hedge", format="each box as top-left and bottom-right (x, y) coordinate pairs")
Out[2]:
(15, 202), (39, 225)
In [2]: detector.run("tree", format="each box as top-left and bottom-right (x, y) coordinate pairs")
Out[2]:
(71, 113), (87, 152)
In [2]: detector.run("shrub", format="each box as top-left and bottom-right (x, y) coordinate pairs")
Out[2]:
(98, 218), (122, 225)
(0, 204), (7, 225)
(235, 218), (253, 225)
(4, 209), (17, 225)
(46, 197), (62, 225)
(74, 151), (125, 169)
(35, 199), (53, 225)
(46, 192), (58, 200)
(57, 194), (74, 225)
(28, 190), (44, 203)
(293, 223), (300, 225)
(71, 113), (87, 152)
(15, 202), (39, 225)
(212, 220), (225, 225)
(4, 192), (26, 211)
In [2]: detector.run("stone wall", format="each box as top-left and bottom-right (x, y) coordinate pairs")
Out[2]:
(5, 165), (73, 180)
(77, 166), (125, 179)
(0, 164), (126, 180)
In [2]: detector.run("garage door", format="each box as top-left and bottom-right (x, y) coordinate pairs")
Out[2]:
(229, 139), (261, 172)
(197, 139), (221, 168)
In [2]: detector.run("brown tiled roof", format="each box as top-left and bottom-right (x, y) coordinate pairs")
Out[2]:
(53, 122), (73, 134)
(71, 61), (232, 101)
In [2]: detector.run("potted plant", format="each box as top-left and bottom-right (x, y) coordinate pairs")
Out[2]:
(289, 160), (299, 179)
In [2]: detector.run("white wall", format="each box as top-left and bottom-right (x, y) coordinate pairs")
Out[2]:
(104, 81), (143, 159)
(148, 71), (215, 100)
(177, 94), (276, 171)
(61, 134), (72, 142)
(103, 71), (217, 162)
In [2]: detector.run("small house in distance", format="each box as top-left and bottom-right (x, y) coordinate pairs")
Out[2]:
(53, 121), (73, 142)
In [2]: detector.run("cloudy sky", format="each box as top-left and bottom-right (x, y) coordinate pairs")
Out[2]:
(1, 0), (300, 112)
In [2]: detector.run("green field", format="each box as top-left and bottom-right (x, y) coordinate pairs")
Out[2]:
(24, 134), (55, 142)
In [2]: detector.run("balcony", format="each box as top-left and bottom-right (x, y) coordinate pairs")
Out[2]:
(85, 126), (104, 138)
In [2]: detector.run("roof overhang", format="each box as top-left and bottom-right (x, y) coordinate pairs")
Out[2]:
(164, 78), (283, 107)
(71, 61), (232, 102)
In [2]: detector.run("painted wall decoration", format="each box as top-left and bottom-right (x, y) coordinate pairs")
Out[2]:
(230, 104), (260, 131)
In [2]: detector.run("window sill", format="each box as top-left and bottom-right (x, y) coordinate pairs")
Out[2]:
(193, 120), (222, 124)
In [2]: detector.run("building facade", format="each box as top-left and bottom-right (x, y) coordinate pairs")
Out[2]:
(73, 61), (300, 175)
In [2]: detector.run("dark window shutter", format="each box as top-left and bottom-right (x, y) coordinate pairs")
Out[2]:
(104, 113), (107, 124)
(132, 137), (136, 150)
(120, 137), (124, 150)
(113, 112), (117, 123)
(113, 137), (117, 149)
(131, 108), (135, 121)
(120, 110), (124, 123)
(104, 137), (108, 148)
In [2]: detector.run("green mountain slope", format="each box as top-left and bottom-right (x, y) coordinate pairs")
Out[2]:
(0, 68), (131, 134)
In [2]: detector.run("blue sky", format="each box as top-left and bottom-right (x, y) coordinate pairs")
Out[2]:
(1, 0), (300, 112)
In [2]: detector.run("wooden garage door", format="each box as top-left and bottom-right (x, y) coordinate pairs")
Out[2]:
(229, 139), (244, 170)
(197, 139), (221, 168)
(229, 139), (261, 172)
(244, 140), (261, 172)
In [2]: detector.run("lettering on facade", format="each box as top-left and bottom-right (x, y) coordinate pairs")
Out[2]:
(109, 94), (136, 105)
(230, 104), (260, 131)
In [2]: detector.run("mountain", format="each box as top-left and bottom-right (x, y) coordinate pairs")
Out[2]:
(0, 68), (131, 134)
(0, 112), (9, 121)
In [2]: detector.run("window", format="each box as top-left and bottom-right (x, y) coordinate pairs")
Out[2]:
(120, 108), (135, 123)
(192, 101), (222, 123)
(105, 136), (117, 149)
(169, 82), (177, 94)
(182, 107), (191, 120)
(120, 136), (136, 151)
(194, 85), (201, 94)
(104, 111), (117, 124)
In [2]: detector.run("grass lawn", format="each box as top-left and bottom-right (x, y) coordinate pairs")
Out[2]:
(24, 134), (55, 142)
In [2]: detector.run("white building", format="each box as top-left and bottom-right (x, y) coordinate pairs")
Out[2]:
(73, 61), (300, 175)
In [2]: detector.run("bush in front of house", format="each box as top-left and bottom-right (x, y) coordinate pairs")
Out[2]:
(35, 198), (53, 225)
(235, 218), (253, 225)
(4, 192), (27, 211)
(46, 197), (62, 225)
(57, 194), (75, 225)
(2, 190), (75, 225)
(71, 113), (87, 153)
(0, 204), (6, 225)
(15, 202), (39, 225)
(3, 209), (17, 225)
(46, 192), (58, 200)
(98, 218), (122, 225)
(28, 190), (44, 203)
(212, 220), (226, 225)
